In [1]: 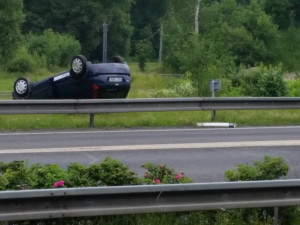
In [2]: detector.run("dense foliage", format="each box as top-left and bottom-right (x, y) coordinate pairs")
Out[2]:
(26, 29), (81, 67)
(0, 158), (191, 190)
(0, 0), (24, 64)
(23, 0), (134, 58)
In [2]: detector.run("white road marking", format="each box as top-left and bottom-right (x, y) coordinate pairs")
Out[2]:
(84, 153), (98, 165)
(1, 140), (300, 154)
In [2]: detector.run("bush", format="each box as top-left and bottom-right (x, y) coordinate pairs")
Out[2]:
(225, 155), (289, 181)
(27, 163), (67, 189)
(27, 29), (81, 67)
(142, 162), (192, 184)
(232, 64), (288, 97)
(0, 159), (194, 190)
(66, 163), (90, 187)
(88, 157), (138, 186)
(288, 77), (300, 97)
(0, 175), (8, 190)
(6, 47), (36, 73)
(0, 161), (28, 190)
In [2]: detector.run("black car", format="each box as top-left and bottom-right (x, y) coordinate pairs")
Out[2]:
(13, 55), (131, 99)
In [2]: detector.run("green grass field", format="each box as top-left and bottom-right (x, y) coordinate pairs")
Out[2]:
(1, 63), (300, 130)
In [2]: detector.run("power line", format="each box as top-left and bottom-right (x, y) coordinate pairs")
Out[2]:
(131, 27), (161, 42)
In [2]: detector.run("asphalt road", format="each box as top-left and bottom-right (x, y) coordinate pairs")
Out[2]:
(1, 126), (300, 182)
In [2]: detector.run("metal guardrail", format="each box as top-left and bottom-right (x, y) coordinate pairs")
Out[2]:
(1, 180), (300, 221)
(1, 97), (300, 115)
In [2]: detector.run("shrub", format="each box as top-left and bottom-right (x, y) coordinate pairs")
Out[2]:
(225, 155), (289, 181)
(0, 161), (28, 190)
(27, 163), (67, 189)
(288, 77), (300, 97)
(234, 64), (288, 97)
(142, 162), (192, 184)
(6, 47), (36, 73)
(88, 157), (138, 186)
(66, 163), (90, 187)
(0, 175), (8, 190)
(27, 29), (81, 67)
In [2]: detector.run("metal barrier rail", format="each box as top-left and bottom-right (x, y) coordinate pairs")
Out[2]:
(1, 97), (300, 114)
(1, 180), (300, 221)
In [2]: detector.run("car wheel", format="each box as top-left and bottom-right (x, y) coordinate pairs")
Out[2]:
(14, 78), (30, 97)
(110, 56), (125, 63)
(70, 55), (87, 80)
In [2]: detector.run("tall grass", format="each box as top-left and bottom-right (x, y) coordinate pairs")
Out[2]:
(128, 63), (166, 98)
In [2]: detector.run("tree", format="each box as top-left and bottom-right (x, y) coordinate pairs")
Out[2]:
(176, 34), (235, 96)
(136, 41), (153, 71)
(167, 0), (281, 96)
(130, 0), (167, 59)
(23, 0), (134, 60)
(195, 0), (201, 33)
(161, 0), (196, 70)
(261, 0), (300, 29)
(200, 0), (279, 66)
(0, 0), (24, 63)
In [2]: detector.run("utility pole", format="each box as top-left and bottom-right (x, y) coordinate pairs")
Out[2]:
(195, 0), (200, 34)
(159, 24), (163, 63)
(102, 21), (108, 63)
(90, 21), (108, 127)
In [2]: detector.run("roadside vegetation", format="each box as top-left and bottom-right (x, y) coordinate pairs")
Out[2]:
(1, 155), (299, 225)
(1, 1), (300, 224)
(0, 0), (300, 130)
(1, 63), (300, 130)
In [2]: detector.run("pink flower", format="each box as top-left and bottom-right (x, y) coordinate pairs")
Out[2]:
(144, 173), (147, 178)
(158, 164), (162, 168)
(154, 179), (161, 184)
(176, 173), (183, 180)
(54, 180), (65, 188)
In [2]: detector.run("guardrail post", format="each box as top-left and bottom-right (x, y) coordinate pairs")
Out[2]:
(211, 109), (216, 122)
(209, 80), (221, 122)
(211, 85), (216, 122)
(274, 207), (279, 225)
(89, 113), (94, 127)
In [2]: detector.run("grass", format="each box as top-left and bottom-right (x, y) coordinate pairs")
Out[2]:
(1, 109), (300, 131)
(1, 63), (300, 130)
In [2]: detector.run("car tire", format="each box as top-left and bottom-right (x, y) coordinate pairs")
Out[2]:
(70, 55), (87, 80)
(14, 78), (30, 98)
(110, 56), (125, 63)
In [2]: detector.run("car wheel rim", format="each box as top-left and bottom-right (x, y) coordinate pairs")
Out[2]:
(15, 80), (27, 94)
(72, 58), (83, 74)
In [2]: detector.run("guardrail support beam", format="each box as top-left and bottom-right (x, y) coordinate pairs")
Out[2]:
(1, 180), (300, 221)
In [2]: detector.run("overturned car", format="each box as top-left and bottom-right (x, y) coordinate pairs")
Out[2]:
(13, 55), (131, 99)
